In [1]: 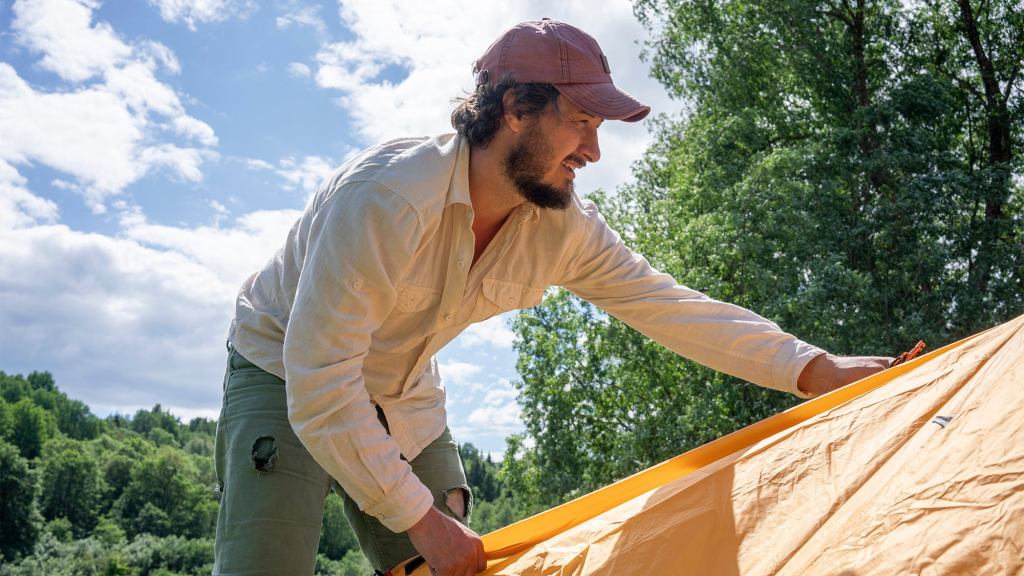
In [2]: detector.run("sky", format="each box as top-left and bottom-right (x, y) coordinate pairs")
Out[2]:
(0, 0), (681, 456)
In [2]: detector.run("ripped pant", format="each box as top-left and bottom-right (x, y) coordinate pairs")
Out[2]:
(213, 346), (472, 575)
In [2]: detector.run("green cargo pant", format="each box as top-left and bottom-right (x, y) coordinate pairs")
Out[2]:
(213, 346), (472, 575)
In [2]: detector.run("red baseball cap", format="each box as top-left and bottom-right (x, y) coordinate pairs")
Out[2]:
(474, 19), (651, 122)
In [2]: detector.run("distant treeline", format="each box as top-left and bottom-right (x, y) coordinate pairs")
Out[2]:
(0, 371), (534, 575)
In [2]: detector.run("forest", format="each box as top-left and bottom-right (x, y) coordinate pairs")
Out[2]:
(0, 371), (526, 575)
(2, 0), (1021, 573)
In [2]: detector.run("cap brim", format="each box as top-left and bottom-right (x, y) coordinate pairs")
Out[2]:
(556, 83), (651, 122)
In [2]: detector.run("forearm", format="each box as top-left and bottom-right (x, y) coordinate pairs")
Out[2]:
(796, 353), (893, 397)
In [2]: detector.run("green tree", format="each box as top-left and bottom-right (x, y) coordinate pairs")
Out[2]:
(130, 404), (183, 443)
(6, 397), (57, 459)
(318, 493), (359, 560)
(94, 433), (156, 515)
(0, 440), (42, 561)
(38, 437), (104, 537)
(315, 549), (373, 576)
(0, 397), (10, 439)
(0, 371), (102, 441)
(113, 447), (217, 539)
(459, 442), (500, 502)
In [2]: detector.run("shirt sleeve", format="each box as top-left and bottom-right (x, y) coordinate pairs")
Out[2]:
(282, 181), (435, 533)
(555, 201), (824, 397)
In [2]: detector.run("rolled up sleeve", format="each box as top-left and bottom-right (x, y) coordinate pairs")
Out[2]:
(283, 181), (434, 533)
(557, 202), (825, 396)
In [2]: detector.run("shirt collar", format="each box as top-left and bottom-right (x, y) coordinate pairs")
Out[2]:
(445, 135), (473, 208)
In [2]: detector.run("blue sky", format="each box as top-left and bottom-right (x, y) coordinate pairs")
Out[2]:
(0, 0), (679, 455)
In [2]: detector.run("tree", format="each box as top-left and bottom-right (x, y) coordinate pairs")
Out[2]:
(913, 0), (1024, 328)
(459, 442), (499, 502)
(0, 440), (42, 561)
(130, 404), (182, 442)
(318, 493), (359, 561)
(6, 397), (57, 459)
(38, 437), (104, 537)
(113, 447), (217, 539)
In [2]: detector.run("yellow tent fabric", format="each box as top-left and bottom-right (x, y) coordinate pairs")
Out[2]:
(401, 314), (1023, 575)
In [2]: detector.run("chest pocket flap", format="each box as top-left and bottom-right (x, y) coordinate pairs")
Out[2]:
(482, 278), (545, 312)
(395, 284), (442, 313)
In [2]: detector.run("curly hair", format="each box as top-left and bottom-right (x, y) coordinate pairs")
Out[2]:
(450, 75), (560, 148)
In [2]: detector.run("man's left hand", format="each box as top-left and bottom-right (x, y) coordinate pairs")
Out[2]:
(797, 353), (892, 397)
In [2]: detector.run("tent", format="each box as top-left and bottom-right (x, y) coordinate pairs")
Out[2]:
(399, 313), (1023, 575)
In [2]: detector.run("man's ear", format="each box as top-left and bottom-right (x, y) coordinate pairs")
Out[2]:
(502, 90), (526, 134)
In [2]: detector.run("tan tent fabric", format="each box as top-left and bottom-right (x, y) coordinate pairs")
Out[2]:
(398, 314), (1023, 575)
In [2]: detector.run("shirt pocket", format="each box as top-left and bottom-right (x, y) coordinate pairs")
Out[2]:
(394, 283), (442, 313)
(373, 284), (442, 353)
(480, 277), (546, 316)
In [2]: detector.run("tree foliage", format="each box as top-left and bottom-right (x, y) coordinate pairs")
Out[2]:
(0, 372), (383, 575)
(0, 440), (42, 561)
(38, 438), (104, 537)
(112, 447), (217, 539)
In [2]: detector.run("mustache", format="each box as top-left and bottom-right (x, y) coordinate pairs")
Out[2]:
(563, 154), (588, 170)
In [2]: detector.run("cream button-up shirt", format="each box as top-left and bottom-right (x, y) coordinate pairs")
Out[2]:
(228, 133), (824, 532)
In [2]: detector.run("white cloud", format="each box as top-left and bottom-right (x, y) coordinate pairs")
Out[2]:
(1, 1), (218, 210)
(468, 403), (522, 429)
(11, 0), (132, 83)
(148, 0), (255, 30)
(288, 62), (312, 78)
(118, 205), (301, 287)
(0, 160), (59, 230)
(275, 155), (337, 195)
(483, 378), (518, 407)
(439, 360), (482, 385)
(172, 116), (218, 147)
(457, 313), (517, 349)
(243, 157), (274, 171)
(0, 193), (299, 414)
(277, 3), (326, 34)
(312, 0), (681, 196)
(449, 374), (522, 436)
(138, 143), (215, 183)
(138, 40), (182, 75)
(0, 222), (231, 411)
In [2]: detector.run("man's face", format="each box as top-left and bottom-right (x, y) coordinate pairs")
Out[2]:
(502, 95), (603, 210)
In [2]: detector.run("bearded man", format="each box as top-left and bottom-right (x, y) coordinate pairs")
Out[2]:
(213, 19), (891, 576)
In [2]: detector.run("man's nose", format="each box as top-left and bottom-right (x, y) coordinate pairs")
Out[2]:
(579, 128), (601, 164)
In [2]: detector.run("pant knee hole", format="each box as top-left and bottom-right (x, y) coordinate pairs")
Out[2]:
(251, 435), (278, 473)
(443, 487), (471, 520)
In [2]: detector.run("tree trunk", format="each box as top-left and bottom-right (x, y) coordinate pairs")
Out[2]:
(955, 0), (1014, 297)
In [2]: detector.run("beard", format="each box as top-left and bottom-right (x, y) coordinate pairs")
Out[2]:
(502, 121), (576, 210)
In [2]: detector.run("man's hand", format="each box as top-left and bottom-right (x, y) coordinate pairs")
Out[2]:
(797, 353), (892, 397)
(407, 506), (486, 576)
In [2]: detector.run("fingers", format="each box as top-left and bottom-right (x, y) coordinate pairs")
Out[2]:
(410, 508), (486, 576)
(476, 540), (487, 572)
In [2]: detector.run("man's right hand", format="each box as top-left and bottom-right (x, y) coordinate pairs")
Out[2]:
(407, 506), (486, 576)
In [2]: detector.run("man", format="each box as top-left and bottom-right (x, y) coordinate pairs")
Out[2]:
(213, 19), (890, 576)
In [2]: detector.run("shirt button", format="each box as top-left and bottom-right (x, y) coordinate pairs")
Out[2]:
(456, 260), (465, 270)
(507, 297), (515, 306)
(352, 279), (363, 290)
(444, 313), (453, 322)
